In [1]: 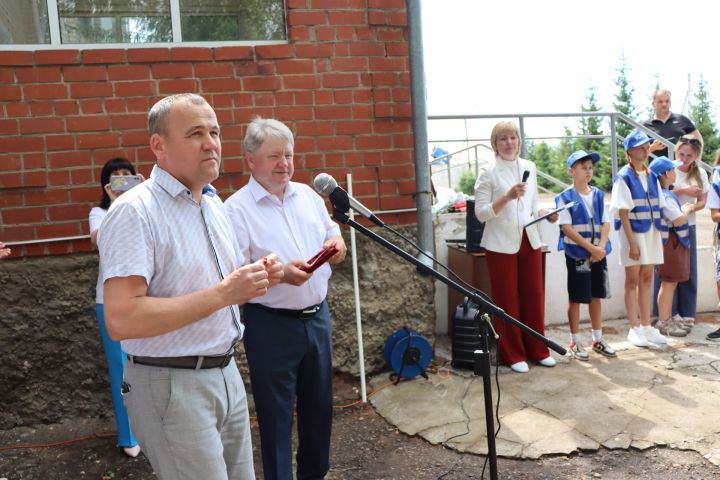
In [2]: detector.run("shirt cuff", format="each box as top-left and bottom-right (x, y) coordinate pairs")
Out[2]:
(476, 202), (497, 222)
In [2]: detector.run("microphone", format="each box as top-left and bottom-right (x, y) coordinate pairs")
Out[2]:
(521, 170), (530, 183)
(313, 173), (384, 227)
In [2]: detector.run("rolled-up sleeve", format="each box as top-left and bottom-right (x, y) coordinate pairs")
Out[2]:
(474, 167), (497, 222)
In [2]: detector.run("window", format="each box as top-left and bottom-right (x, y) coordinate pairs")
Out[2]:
(0, 0), (286, 48)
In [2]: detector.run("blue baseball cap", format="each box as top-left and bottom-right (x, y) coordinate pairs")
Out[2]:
(648, 156), (682, 176)
(567, 150), (601, 168)
(624, 129), (652, 151)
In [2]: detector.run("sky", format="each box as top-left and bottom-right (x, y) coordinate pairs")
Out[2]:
(420, 0), (719, 152)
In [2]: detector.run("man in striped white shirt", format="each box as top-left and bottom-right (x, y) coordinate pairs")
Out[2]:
(226, 118), (346, 480)
(99, 94), (283, 480)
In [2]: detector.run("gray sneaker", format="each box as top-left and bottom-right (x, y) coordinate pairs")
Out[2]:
(569, 342), (589, 361)
(656, 319), (688, 337)
(592, 339), (617, 357)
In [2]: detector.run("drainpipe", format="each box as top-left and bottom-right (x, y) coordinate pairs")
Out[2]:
(406, 0), (434, 257)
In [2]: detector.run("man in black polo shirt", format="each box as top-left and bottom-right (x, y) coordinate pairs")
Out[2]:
(643, 89), (702, 157)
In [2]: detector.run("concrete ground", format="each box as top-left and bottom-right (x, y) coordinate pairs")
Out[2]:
(370, 314), (720, 466)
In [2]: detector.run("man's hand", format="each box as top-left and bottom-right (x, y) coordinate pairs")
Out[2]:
(282, 260), (313, 286)
(0, 242), (10, 259)
(538, 208), (559, 223)
(649, 140), (664, 153)
(222, 262), (270, 305)
(261, 254), (284, 287)
(324, 235), (347, 264)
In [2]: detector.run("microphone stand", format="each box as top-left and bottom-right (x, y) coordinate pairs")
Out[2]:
(331, 206), (566, 480)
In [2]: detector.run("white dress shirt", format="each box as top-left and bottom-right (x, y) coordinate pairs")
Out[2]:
(225, 176), (341, 309)
(89, 206), (107, 304)
(474, 156), (542, 254)
(98, 165), (244, 357)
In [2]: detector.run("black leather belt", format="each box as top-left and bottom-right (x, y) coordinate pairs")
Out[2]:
(250, 302), (322, 319)
(128, 353), (234, 369)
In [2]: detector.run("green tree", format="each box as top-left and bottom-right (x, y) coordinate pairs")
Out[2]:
(575, 86), (612, 191)
(613, 53), (637, 140)
(689, 76), (720, 164)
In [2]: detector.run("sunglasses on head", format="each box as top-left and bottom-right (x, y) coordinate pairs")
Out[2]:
(679, 137), (701, 147)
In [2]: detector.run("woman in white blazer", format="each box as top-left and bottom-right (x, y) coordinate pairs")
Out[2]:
(474, 121), (557, 373)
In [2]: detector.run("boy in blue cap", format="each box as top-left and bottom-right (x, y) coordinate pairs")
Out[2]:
(556, 150), (615, 360)
(610, 129), (667, 348)
(648, 156), (694, 337)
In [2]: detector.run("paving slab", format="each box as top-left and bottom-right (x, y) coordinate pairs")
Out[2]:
(370, 315), (720, 464)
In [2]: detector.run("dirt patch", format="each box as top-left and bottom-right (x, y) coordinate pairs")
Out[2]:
(1, 372), (718, 480)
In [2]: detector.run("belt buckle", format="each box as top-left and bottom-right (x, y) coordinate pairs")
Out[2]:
(300, 305), (320, 318)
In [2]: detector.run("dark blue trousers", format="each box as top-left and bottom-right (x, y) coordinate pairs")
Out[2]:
(243, 301), (333, 480)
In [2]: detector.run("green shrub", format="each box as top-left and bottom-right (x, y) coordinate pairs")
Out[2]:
(456, 170), (476, 195)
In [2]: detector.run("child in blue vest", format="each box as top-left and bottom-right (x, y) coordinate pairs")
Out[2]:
(556, 150), (615, 360)
(648, 157), (694, 337)
(610, 129), (668, 348)
(706, 155), (720, 341)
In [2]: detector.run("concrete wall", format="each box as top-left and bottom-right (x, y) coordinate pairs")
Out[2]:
(434, 212), (718, 332)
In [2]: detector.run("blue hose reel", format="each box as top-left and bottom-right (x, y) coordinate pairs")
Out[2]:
(383, 327), (432, 382)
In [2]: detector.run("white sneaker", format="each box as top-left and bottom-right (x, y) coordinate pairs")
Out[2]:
(672, 313), (684, 323)
(538, 356), (556, 367)
(627, 327), (649, 347)
(123, 445), (141, 457)
(510, 361), (529, 373)
(643, 325), (667, 344)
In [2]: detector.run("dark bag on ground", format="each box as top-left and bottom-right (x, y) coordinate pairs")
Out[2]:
(656, 230), (690, 283)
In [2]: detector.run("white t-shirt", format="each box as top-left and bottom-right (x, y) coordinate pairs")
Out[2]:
(707, 183), (720, 209)
(558, 189), (610, 225)
(674, 167), (709, 225)
(89, 206), (108, 304)
(610, 170), (665, 266)
(662, 191), (683, 223)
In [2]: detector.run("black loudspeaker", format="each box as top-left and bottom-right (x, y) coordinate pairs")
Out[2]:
(465, 199), (485, 252)
(451, 300), (483, 369)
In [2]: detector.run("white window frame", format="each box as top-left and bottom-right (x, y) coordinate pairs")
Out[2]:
(2, 0), (286, 50)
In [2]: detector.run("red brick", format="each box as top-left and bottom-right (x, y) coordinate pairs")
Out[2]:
(48, 204), (89, 222)
(63, 65), (107, 82)
(35, 50), (81, 65)
(222, 158), (245, 173)
(353, 89), (372, 103)
(48, 170), (70, 187)
(314, 90), (333, 104)
(383, 149), (413, 164)
(108, 64), (152, 80)
(214, 47), (253, 61)
(393, 133), (413, 149)
(67, 115), (111, 132)
(242, 76), (281, 91)
(387, 12), (408, 26)
(19, 117), (64, 134)
(315, 105), (352, 120)
(126, 98), (149, 112)
(3, 206), (46, 224)
(69, 185), (100, 203)
(369, 57), (407, 72)
(82, 49), (127, 64)
(296, 121), (333, 136)
(0, 154), (21, 170)
(336, 120), (373, 135)
(334, 90), (353, 104)
(23, 84), (68, 100)
(105, 98), (126, 113)
(275, 59), (315, 75)
(111, 113), (147, 130)
(379, 165), (415, 180)
(48, 150), (92, 168)
(159, 79), (199, 94)
(152, 63), (193, 78)
(317, 136), (354, 151)
(0, 172), (22, 188)
(121, 130), (150, 146)
(202, 78), (242, 93)
(55, 100), (80, 115)
(328, 11), (366, 25)
(392, 87), (410, 102)
(273, 91), (294, 106)
(377, 28), (405, 42)
(387, 42), (409, 57)
(350, 182), (377, 196)
(0, 190), (23, 208)
(275, 106), (315, 121)
(30, 102), (53, 116)
(294, 91), (314, 105)
(283, 75), (320, 90)
(353, 104), (374, 119)
(194, 63), (234, 78)
(47, 135), (76, 151)
(357, 135), (392, 150)
(70, 82), (113, 98)
(0, 85), (21, 101)
(349, 42), (386, 56)
(322, 73), (359, 88)
(24, 189), (68, 206)
(127, 48), (170, 63)
(288, 11), (328, 26)
(286, 0), (308, 7)
(37, 222), (82, 238)
(331, 57), (368, 72)
(254, 93), (274, 106)
(289, 26), (311, 42)
(0, 119), (18, 135)
(368, 10), (387, 26)
(77, 133), (120, 149)
(23, 153), (46, 169)
(0, 51), (33, 66)
(255, 44), (294, 60)
(211, 93), (233, 108)
(22, 171), (47, 187)
(70, 168), (94, 185)
(171, 48), (213, 62)
(115, 81), (156, 97)
(294, 44), (334, 58)
(16, 66), (62, 83)
(79, 98), (104, 114)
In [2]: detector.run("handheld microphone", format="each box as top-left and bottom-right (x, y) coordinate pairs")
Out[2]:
(522, 170), (530, 183)
(313, 173), (385, 227)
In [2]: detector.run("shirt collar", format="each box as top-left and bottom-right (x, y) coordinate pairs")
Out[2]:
(248, 175), (296, 203)
(150, 165), (215, 200)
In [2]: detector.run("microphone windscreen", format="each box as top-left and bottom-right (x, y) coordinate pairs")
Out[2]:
(522, 170), (530, 183)
(313, 173), (337, 195)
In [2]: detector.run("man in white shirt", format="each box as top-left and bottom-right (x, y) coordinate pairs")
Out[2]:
(225, 118), (346, 480)
(99, 93), (283, 480)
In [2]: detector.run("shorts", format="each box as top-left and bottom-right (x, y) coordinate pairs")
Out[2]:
(565, 255), (610, 304)
(715, 246), (720, 282)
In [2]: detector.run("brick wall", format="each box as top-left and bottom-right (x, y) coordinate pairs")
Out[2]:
(0, 0), (416, 257)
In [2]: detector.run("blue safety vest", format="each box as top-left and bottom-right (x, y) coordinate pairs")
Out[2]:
(657, 189), (690, 247)
(613, 165), (663, 232)
(555, 187), (612, 259)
